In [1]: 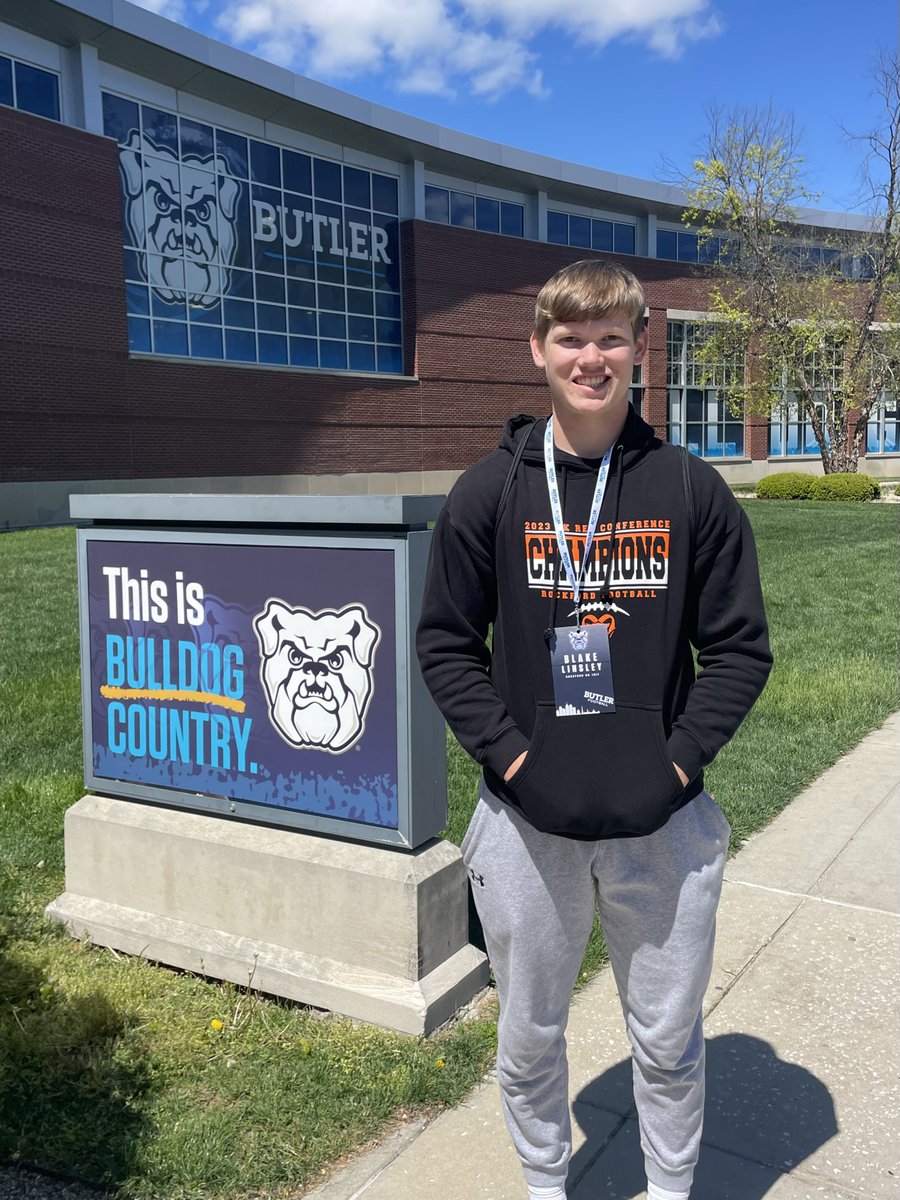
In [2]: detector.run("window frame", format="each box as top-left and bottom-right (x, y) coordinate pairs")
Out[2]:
(546, 205), (637, 255)
(424, 182), (525, 239)
(0, 52), (61, 121)
(666, 320), (746, 458)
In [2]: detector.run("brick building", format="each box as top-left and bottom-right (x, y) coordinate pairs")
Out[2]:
(1, 0), (896, 529)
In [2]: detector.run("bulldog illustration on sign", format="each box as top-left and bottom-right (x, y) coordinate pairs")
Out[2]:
(253, 600), (381, 754)
(118, 130), (241, 309)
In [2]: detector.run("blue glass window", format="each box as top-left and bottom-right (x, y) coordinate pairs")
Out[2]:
(190, 325), (223, 359)
(154, 321), (189, 356)
(123, 250), (145, 281)
(373, 216), (401, 292)
(290, 337), (318, 367)
(375, 291), (401, 319)
(0, 57), (12, 108)
(250, 140), (281, 187)
(343, 166), (370, 208)
(348, 288), (375, 315)
(108, 96), (402, 374)
(450, 191), (475, 229)
(224, 299), (255, 329)
(142, 107), (177, 153)
(349, 315), (375, 342)
(319, 312), (347, 339)
(216, 130), (249, 178)
(547, 211), (568, 244)
(349, 343), (376, 371)
(229, 270), (254, 299)
(548, 210), (635, 254)
(376, 319), (402, 344)
(657, 230), (678, 260)
(504, 202), (525, 237)
(181, 119), (213, 160)
(425, 185), (450, 223)
(569, 215), (590, 248)
(103, 93), (139, 144)
(151, 292), (186, 322)
(225, 328), (256, 361)
(377, 345), (403, 374)
(15, 61), (60, 121)
(257, 304), (287, 333)
(500, 202), (524, 238)
(288, 279), (316, 307)
(372, 173), (399, 214)
(283, 150), (311, 195)
(128, 317), (151, 352)
(317, 261), (345, 286)
(289, 308), (316, 336)
(614, 224), (635, 255)
(126, 284), (150, 316)
(677, 232), (698, 263)
(255, 273), (284, 304)
(320, 340), (348, 370)
(427, 184), (522, 238)
(1, 57), (61, 121)
(189, 303), (222, 325)
(476, 196), (500, 234)
(592, 220), (614, 252)
(318, 283), (345, 311)
(314, 158), (342, 201)
(258, 333), (288, 364)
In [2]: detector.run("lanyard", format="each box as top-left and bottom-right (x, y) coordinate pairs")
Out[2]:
(543, 416), (612, 612)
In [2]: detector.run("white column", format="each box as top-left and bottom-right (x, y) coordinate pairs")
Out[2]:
(403, 158), (425, 220)
(61, 42), (103, 134)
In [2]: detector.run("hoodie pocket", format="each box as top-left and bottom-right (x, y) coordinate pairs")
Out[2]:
(505, 701), (684, 839)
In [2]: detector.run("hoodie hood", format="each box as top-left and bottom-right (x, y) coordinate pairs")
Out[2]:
(499, 405), (658, 475)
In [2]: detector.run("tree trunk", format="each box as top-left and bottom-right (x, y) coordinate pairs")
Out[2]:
(825, 443), (861, 473)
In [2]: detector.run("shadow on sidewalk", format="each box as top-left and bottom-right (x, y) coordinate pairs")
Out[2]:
(570, 1033), (837, 1199)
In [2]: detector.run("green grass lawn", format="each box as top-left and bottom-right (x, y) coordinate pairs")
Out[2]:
(1, 502), (898, 1197)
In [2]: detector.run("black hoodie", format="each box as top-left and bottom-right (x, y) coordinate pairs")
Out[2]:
(416, 408), (773, 840)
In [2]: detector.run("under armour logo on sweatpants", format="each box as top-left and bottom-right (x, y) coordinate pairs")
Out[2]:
(469, 868), (485, 887)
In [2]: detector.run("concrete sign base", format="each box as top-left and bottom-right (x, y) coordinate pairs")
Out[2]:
(46, 794), (489, 1035)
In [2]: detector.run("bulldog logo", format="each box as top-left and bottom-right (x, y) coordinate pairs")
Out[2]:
(568, 627), (590, 652)
(253, 600), (381, 754)
(119, 130), (241, 309)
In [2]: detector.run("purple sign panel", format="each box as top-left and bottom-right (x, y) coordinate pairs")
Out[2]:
(84, 536), (399, 830)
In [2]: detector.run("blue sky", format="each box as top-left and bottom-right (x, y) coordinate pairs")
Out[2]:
(142, 0), (896, 214)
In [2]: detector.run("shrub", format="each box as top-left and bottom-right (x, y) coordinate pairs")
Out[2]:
(811, 473), (881, 502)
(756, 472), (817, 500)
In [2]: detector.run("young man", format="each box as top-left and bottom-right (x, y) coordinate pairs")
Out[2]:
(416, 260), (772, 1200)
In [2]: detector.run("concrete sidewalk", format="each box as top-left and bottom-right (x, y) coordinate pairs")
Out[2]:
(312, 711), (900, 1200)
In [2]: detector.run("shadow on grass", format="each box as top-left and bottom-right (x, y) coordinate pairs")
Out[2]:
(569, 1032), (837, 1198)
(0, 932), (152, 1191)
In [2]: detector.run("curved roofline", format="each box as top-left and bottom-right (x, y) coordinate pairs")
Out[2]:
(1, 0), (875, 232)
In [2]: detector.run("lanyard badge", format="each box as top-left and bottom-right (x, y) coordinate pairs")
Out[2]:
(544, 417), (615, 716)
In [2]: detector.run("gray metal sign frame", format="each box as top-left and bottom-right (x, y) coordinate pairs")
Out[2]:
(76, 525), (445, 849)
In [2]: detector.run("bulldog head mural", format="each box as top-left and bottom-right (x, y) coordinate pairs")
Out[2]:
(253, 600), (381, 754)
(119, 130), (241, 309)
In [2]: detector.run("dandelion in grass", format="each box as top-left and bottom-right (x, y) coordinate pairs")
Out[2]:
(435, 1058), (446, 1069)
(210, 1018), (224, 1031)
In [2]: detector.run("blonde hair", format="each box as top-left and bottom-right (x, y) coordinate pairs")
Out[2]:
(533, 259), (646, 344)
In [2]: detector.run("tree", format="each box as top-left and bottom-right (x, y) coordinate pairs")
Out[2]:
(677, 54), (899, 473)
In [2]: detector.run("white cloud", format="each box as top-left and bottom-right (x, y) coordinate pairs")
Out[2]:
(211, 0), (721, 98)
(131, 0), (187, 21)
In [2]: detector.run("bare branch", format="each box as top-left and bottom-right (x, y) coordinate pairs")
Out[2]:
(678, 60), (900, 473)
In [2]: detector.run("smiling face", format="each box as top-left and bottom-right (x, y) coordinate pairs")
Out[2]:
(530, 313), (647, 452)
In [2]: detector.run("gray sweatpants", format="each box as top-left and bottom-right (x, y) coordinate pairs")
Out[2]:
(462, 784), (730, 1195)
